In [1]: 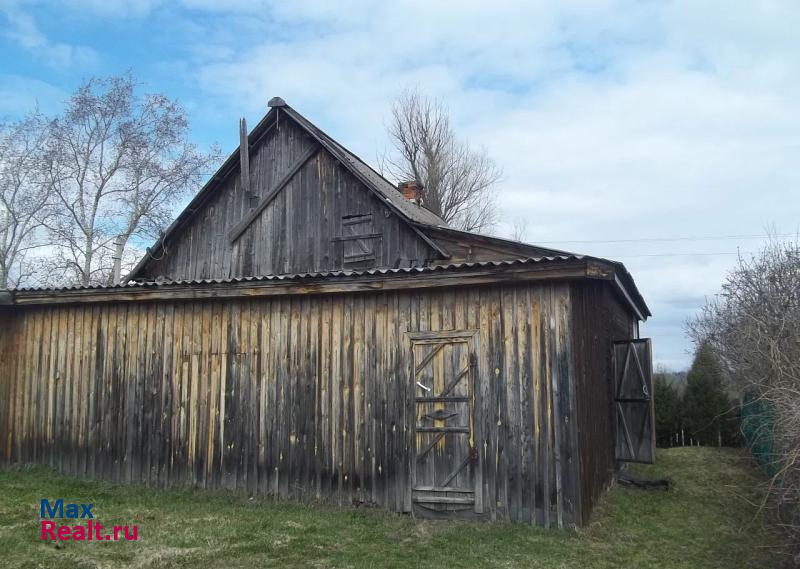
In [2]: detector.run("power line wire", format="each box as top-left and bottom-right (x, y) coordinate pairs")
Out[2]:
(534, 232), (797, 245)
(609, 252), (747, 258)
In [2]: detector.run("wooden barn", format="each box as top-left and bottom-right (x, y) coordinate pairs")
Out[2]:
(0, 98), (654, 528)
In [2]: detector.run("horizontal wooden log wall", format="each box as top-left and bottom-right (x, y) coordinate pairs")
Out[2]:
(0, 282), (579, 526)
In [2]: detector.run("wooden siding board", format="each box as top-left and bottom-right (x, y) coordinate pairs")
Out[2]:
(139, 121), (434, 282)
(569, 280), (634, 525)
(0, 280), (595, 527)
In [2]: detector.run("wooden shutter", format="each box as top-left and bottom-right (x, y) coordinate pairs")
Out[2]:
(338, 214), (379, 265)
(613, 339), (655, 463)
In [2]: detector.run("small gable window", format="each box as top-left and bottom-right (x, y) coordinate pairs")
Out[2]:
(336, 213), (380, 266)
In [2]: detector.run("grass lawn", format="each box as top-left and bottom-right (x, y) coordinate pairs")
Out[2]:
(0, 447), (788, 568)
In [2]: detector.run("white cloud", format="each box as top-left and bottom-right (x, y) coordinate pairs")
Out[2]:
(4, 0), (800, 368)
(0, 74), (67, 117)
(180, 1), (800, 368)
(0, 0), (98, 68)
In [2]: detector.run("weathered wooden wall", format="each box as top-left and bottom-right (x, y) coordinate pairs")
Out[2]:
(569, 280), (635, 524)
(142, 119), (434, 281)
(0, 282), (581, 526)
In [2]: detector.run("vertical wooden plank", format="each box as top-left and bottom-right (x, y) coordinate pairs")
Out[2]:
(277, 297), (290, 498)
(374, 294), (386, 507)
(68, 306), (79, 474)
(0, 311), (10, 464)
(124, 304), (139, 483)
(364, 293), (376, 505)
(268, 298), (281, 496)
(287, 296), (301, 498)
(222, 300), (238, 490)
(555, 284), (578, 526)
(300, 296), (316, 500)
(159, 303), (174, 486)
(102, 306), (116, 481)
(44, 309), (56, 467)
(310, 297), (322, 499)
(330, 295), (342, 505)
(256, 300), (269, 494)
(136, 303), (148, 484)
(12, 312), (26, 464)
(189, 302), (202, 487)
(218, 301), (230, 488)
(21, 310), (36, 465)
(195, 302), (209, 488)
(540, 287), (553, 528)
(152, 303), (166, 486)
(139, 303), (152, 485)
(397, 290), (412, 513)
(207, 301), (221, 488)
(86, 305), (100, 479)
(249, 299), (260, 495)
(112, 305), (127, 483)
(352, 294), (364, 504)
(467, 287), (484, 515)
(70, 306), (84, 476)
(180, 303), (192, 484)
(8, 311), (20, 464)
(482, 287), (500, 521)
(26, 311), (38, 464)
(18, 310), (31, 464)
(30, 310), (43, 464)
(169, 303), (184, 485)
(1, 308), (10, 452)
(319, 296), (332, 500)
(239, 299), (252, 492)
(549, 285), (564, 528)
(341, 294), (353, 503)
(519, 286), (534, 524)
(384, 292), (397, 511)
(80, 304), (92, 477)
(49, 309), (62, 470)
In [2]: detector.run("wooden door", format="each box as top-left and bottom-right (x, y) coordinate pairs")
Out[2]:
(409, 331), (481, 517)
(613, 339), (655, 463)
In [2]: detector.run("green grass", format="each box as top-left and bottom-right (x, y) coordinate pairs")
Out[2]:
(0, 448), (788, 568)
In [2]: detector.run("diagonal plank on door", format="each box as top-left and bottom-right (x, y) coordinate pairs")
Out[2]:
(414, 343), (446, 377)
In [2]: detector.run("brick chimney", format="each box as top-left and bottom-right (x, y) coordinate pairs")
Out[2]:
(398, 181), (424, 204)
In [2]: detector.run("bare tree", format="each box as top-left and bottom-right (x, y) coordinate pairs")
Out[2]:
(383, 89), (501, 232)
(0, 112), (53, 288)
(510, 217), (529, 242)
(688, 237), (800, 548)
(44, 75), (218, 286)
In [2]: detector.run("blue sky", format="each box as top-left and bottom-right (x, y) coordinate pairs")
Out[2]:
(2, 0), (800, 369)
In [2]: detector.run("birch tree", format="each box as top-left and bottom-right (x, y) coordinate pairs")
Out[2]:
(0, 112), (52, 288)
(44, 75), (217, 286)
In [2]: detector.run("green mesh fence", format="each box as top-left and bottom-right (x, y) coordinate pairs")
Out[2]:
(740, 394), (779, 477)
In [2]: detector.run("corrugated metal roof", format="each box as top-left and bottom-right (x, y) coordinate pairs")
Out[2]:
(14, 255), (584, 293)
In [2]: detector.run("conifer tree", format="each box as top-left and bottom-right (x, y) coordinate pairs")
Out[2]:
(683, 342), (738, 446)
(654, 374), (682, 446)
